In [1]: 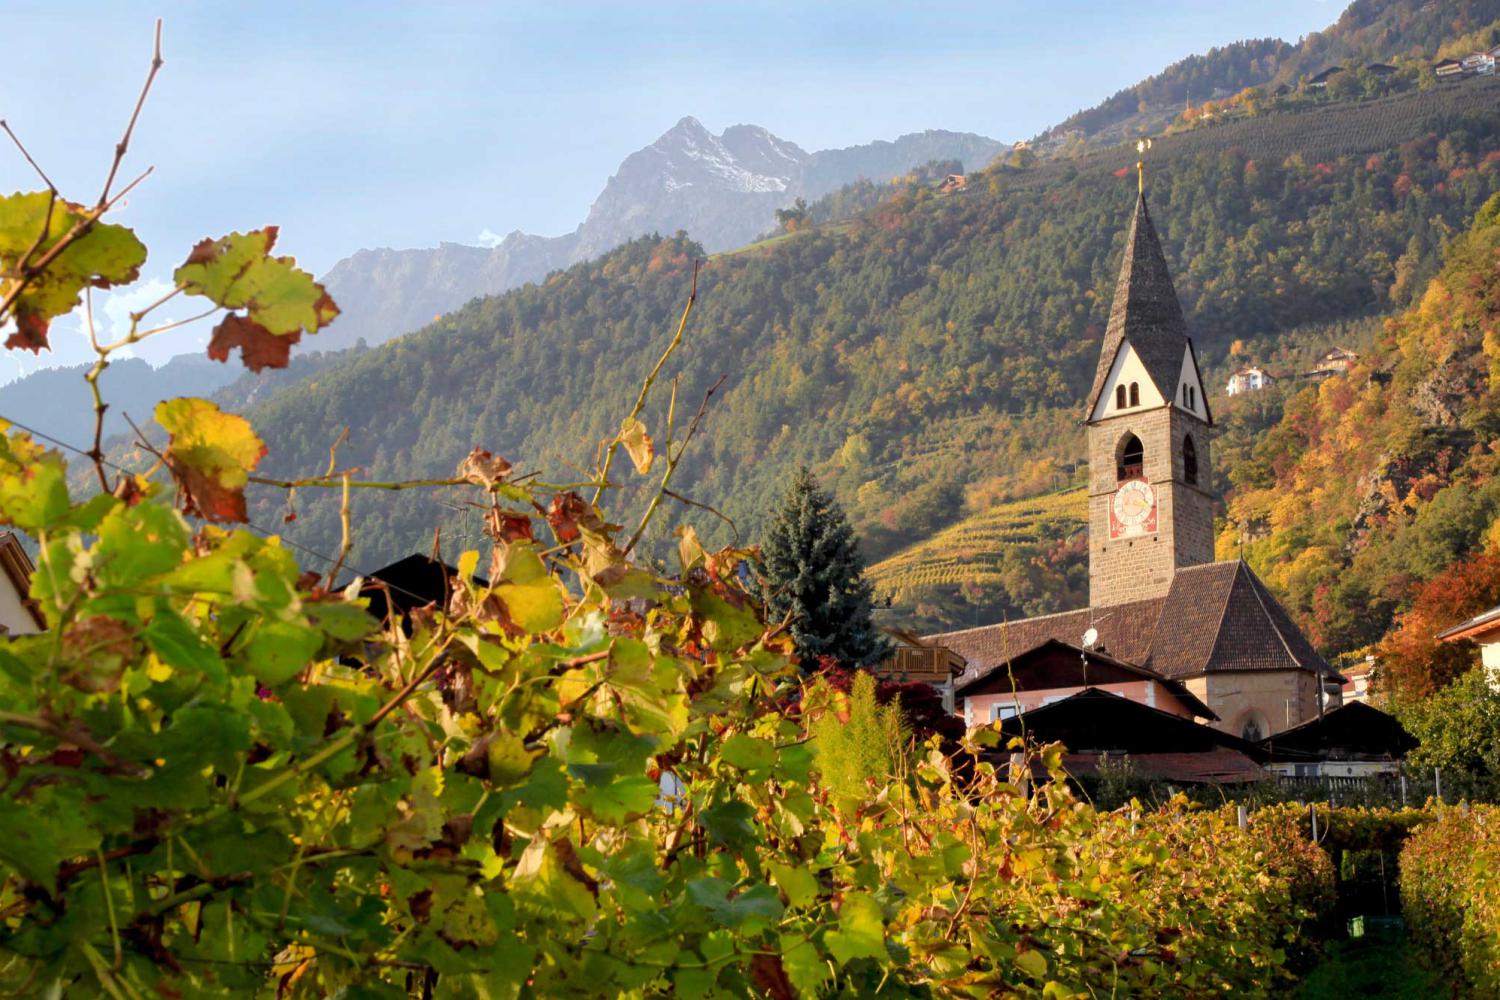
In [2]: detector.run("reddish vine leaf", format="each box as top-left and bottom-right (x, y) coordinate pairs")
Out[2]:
(174, 227), (339, 371)
(457, 448), (512, 488)
(154, 398), (267, 523)
(206, 313), (294, 373)
(0, 191), (147, 352)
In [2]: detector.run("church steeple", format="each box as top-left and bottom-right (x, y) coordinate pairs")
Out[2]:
(1085, 192), (1201, 423)
(1084, 188), (1215, 608)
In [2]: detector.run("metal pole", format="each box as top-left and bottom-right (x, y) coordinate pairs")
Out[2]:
(1310, 802), (1319, 842)
(1400, 772), (1407, 808)
(1435, 767), (1442, 803)
(1237, 804), (1248, 831)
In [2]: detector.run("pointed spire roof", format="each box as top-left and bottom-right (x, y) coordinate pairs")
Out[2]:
(1086, 192), (1193, 418)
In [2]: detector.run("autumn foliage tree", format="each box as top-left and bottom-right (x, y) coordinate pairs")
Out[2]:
(1375, 546), (1500, 701)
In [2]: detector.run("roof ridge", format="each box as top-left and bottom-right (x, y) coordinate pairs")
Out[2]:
(1185, 560), (1240, 675)
(1238, 561), (1302, 671)
(928, 604), (1087, 640)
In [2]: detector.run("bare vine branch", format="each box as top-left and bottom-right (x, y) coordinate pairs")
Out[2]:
(624, 373), (726, 555)
(592, 259), (700, 506)
(100, 18), (164, 208)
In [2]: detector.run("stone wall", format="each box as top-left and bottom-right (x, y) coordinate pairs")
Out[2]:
(1185, 670), (1321, 738)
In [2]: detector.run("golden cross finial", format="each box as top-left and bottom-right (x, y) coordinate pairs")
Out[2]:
(1135, 138), (1152, 194)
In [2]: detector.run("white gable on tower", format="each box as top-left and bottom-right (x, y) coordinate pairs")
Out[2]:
(1173, 344), (1208, 420)
(1089, 341), (1167, 422)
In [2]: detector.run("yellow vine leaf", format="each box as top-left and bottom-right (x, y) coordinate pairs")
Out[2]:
(155, 398), (267, 524)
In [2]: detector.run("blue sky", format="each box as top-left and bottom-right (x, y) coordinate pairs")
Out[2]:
(2, 1), (1336, 377)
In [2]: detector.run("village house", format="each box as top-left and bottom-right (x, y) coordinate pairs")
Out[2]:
(1435, 58), (1465, 79)
(1308, 66), (1344, 88)
(927, 189), (1344, 740)
(1461, 51), (1495, 75)
(0, 532), (44, 637)
(938, 173), (968, 194)
(1225, 365), (1275, 396)
(1341, 657), (1376, 703)
(875, 630), (966, 713)
(1259, 701), (1416, 778)
(1437, 603), (1500, 692)
(993, 688), (1269, 785)
(954, 637), (1214, 725)
(1301, 346), (1360, 381)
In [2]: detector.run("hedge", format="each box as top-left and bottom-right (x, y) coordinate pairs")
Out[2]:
(1400, 805), (1500, 997)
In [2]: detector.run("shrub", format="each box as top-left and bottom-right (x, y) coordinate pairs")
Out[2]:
(1401, 804), (1500, 996)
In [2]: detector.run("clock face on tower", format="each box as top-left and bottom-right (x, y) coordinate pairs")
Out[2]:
(1109, 478), (1158, 539)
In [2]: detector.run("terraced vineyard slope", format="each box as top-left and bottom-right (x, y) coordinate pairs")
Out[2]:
(868, 488), (1088, 633)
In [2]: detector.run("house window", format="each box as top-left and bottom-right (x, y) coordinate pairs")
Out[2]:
(1128, 382), (1140, 407)
(1116, 384), (1127, 410)
(1182, 435), (1198, 485)
(1117, 433), (1144, 481)
(989, 703), (1018, 722)
(1190, 385), (1197, 409)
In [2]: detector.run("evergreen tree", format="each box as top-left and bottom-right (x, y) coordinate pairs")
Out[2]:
(757, 467), (892, 669)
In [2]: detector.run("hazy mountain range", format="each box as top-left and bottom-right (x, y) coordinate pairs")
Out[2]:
(315, 118), (1005, 350)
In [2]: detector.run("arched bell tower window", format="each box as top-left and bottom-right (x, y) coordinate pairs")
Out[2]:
(1115, 385), (1127, 410)
(1128, 382), (1140, 407)
(1117, 433), (1144, 481)
(1182, 434), (1198, 485)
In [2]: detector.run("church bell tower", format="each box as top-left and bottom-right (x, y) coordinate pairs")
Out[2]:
(1085, 186), (1214, 608)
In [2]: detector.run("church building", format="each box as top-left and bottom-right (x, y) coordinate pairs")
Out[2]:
(930, 189), (1342, 740)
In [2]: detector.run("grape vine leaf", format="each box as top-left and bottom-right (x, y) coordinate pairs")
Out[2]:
(0, 425), (72, 531)
(174, 227), (339, 371)
(154, 397), (267, 523)
(0, 191), (147, 351)
(766, 861), (819, 909)
(825, 892), (888, 966)
(616, 417), (655, 475)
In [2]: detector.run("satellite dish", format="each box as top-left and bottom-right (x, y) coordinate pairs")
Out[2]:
(1081, 627), (1099, 650)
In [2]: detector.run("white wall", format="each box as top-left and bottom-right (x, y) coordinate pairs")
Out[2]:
(0, 578), (39, 636)
(1090, 342), (1166, 421)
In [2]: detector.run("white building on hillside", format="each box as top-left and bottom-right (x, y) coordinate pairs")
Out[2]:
(1226, 365), (1275, 396)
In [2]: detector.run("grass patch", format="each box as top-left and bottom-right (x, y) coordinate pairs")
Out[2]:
(1292, 925), (1441, 999)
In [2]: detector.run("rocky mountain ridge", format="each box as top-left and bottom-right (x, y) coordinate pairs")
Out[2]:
(315, 117), (1003, 349)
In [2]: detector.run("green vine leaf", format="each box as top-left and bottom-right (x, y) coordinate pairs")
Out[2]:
(0, 191), (147, 351)
(174, 226), (339, 370)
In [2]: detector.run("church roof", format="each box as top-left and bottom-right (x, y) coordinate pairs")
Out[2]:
(928, 559), (1339, 688)
(1086, 192), (1201, 420)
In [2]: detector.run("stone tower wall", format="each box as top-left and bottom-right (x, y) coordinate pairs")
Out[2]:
(1088, 405), (1214, 607)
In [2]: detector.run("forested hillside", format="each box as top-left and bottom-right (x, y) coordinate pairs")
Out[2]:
(221, 75), (1500, 610)
(1221, 190), (1500, 663)
(1039, 0), (1500, 150)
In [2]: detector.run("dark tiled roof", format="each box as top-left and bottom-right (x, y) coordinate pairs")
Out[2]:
(995, 687), (1267, 761)
(1086, 193), (1198, 419)
(1259, 701), (1417, 762)
(931, 599), (1162, 685)
(927, 559), (1338, 686)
